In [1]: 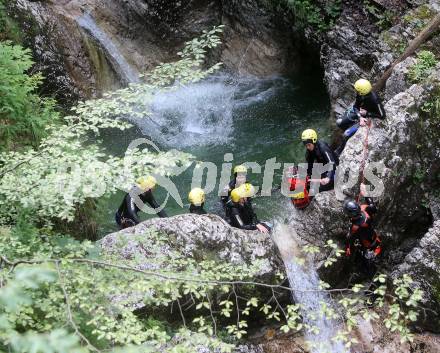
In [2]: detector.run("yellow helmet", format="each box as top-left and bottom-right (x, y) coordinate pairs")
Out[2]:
(230, 187), (245, 203)
(292, 191), (305, 199)
(301, 129), (318, 144)
(188, 188), (205, 206)
(354, 79), (372, 95)
(233, 165), (247, 174)
(137, 176), (157, 191)
(241, 183), (256, 198)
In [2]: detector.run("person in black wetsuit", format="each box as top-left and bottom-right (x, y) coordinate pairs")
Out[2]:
(220, 165), (247, 207)
(115, 176), (167, 229)
(301, 129), (338, 193)
(335, 79), (386, 156)
(226, 184), (270, 233)
(188, 188), (207, 215)
(344, 184), (382, 278)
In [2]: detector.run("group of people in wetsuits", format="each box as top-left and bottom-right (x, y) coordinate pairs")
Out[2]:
(289, 78), (386, 277)
(115, 165), (271, 233)
(115, 78), (386, 277)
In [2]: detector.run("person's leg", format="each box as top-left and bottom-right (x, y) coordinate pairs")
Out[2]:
(336, 114), (356, 131)
(334, 123), (360, 156)
(115, 212), (122, 228)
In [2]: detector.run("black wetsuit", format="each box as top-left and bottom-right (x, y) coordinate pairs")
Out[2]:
(226, 199), (259, 231)
(115, 189), (167, 228)
(354, 92), (386, 120)
(335, 92), (386, 156)
(305, 140), (338, 192)
(190, 204), (207, 215)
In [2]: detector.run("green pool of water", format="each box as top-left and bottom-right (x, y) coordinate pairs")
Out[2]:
(98, 71), (331, 235)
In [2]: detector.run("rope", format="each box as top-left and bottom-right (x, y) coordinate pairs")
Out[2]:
(356, 119), (372, 202)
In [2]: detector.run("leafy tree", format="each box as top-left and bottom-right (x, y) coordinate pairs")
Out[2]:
(0, 41), (58, 150)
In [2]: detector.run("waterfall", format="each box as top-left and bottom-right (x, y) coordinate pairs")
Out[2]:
(273, 223), (345, 353)
(128, 74), (289, 148)
(77, 13), (140, 85)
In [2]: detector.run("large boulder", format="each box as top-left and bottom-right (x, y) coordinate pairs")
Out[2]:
(101, 213), (280, 277)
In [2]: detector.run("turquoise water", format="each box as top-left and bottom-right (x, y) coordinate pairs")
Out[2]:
(98, 71), (330, 235)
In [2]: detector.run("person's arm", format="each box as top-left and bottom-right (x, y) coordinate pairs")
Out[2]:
(246, 200), (259, 224)
(320, 143), (337, 180)
(220, 184), (231, 205)
(364, 197), (378, 216)
(306, 151), (314, 177)
(345, 224), (358, 256)
(354, 94), (362, 111)
(126, 195), (141, 224)
(230, 207), (257, 231)
(144, 191), (168, 218)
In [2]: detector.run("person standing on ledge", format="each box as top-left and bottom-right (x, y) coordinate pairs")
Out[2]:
(335, 79), (386, 156)
(301, 129), (338, 193)
(115, 176), (167, 229)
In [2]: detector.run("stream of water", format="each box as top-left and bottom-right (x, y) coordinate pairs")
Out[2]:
(77, 13), (140, 84)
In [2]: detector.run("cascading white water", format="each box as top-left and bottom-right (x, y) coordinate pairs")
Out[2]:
(77, 13), (140, 85)
(273, 223), (345, 353)
(129, 74), (289, 148)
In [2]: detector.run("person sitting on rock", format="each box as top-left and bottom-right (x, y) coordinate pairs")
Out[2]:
(220, 164), (247, 207)
(335, 79), (386, 156)
(301, 129), (338, 193)
(115, 176), (167, 229)
(226, 184), (270, 233)
(188, 188), (207, 215)
(343, 184), (382, 277)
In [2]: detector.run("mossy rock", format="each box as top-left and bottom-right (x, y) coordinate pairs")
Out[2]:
(403, 4), (435, 25)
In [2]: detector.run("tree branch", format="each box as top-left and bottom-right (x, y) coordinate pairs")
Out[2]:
(55, 261), (100, 352)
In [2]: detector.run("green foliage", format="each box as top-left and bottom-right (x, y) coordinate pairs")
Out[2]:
(0, 41), (58, 150)
(363, 1), (396, 30)
(421, 90), (440, 121)
(286, 0), (341, 31)
(0, 264), (86, 353)
(0, 26), (227, 223)
(408, 50), (437, 83)
(0, 220), (427, 352)
(0, 0), (22, 42)
(261, 0), (341, 31)
(403, 4), (435, 31)
(145, 25), (224, 86)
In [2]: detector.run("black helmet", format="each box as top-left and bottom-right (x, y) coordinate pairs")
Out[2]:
(343, 200), (361, 218)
